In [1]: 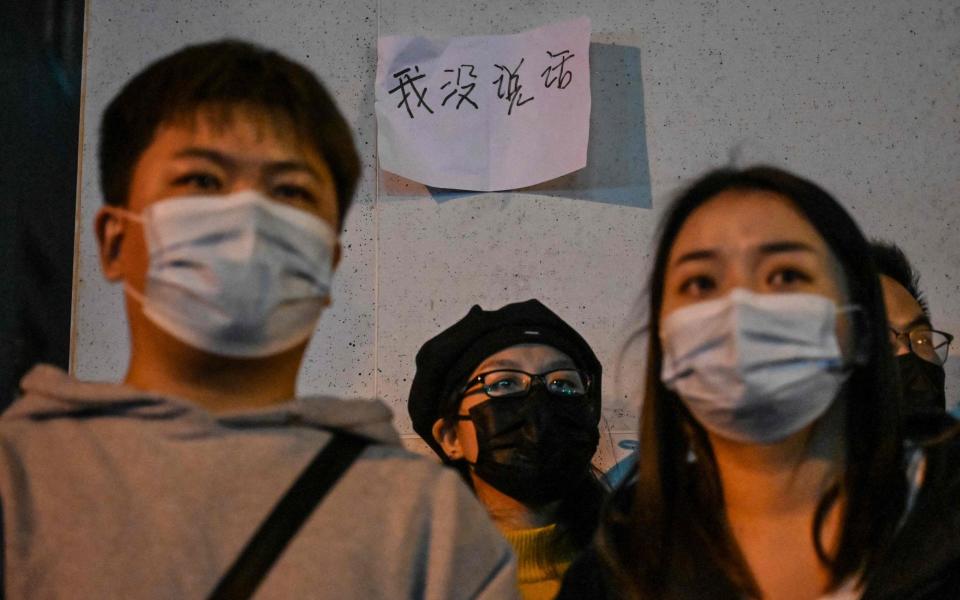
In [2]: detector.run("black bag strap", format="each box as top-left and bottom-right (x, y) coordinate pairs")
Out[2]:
(209, 430), (370, 600)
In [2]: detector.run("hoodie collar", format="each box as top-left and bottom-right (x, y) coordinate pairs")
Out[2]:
(9, 364), (400, 445)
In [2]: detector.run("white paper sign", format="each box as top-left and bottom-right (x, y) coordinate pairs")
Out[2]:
(376, 17), (591, 191)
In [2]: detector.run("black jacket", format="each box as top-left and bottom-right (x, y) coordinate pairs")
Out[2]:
(558, 426), (960, 600)
(862, 427), (960, 599)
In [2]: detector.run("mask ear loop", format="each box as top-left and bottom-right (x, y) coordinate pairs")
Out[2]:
(104, 204), (145, 225)
(123, 281), (148, 306)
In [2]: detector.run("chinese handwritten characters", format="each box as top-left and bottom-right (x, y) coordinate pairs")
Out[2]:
(388, 65), (434, 118)
(441, 65), (478, 110)
(493, 58), (535, 115)
(541, 50), (575, 89)
(376, 17), (591, 192)
(389, 51), (574, 118)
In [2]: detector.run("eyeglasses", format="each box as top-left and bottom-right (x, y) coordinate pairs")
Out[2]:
(889, 326), (954, 366)
(459, 368), (591, 400)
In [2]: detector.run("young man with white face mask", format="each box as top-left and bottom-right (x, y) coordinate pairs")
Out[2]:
(0, 40), (517, 599)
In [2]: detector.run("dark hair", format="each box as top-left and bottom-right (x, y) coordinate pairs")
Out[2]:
(99, 39), (360, 229)
(597, 166), (906, 598)
(870, 240), (929, 315)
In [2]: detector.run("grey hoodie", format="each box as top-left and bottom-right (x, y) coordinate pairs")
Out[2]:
(0, 365), (518, 599)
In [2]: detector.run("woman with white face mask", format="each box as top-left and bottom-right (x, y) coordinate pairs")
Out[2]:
(558, 167), (960, 600)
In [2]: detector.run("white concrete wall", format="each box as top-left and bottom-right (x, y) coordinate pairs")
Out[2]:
(74, 1), (960, 465)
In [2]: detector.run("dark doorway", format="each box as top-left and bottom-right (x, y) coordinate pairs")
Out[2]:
(0, 0), (85, 410)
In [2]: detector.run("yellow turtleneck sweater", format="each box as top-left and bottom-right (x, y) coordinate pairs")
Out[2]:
(502, 524), (578, 600)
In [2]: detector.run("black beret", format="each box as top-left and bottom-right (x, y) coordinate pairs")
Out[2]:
(407, 299), (602, 461)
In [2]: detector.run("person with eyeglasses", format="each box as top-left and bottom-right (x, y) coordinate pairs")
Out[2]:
(408, 299), (608, 600)
(871, 241), (957, 437)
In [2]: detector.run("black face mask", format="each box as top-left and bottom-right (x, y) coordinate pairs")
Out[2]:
(896, 353), (946, 414)
(465, 387), (599, 506)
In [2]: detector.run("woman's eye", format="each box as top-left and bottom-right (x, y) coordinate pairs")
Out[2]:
(484, 375), (524, 396)
(679, 274), (716, 297)
(768, 268), (811, 288)
(491, 378), (520, 390)
(549, 379), (578, 395)
(174, 172), (221, 191)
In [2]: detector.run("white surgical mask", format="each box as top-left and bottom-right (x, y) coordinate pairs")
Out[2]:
(120, 190), (337, 358)
(660, 288), (854, 444)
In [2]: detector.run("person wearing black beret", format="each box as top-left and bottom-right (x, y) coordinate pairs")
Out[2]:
(408, 299), (608, 600)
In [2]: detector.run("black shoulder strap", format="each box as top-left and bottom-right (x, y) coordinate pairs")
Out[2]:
(209, 430), (370, 600)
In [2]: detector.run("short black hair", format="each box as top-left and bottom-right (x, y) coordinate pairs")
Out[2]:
(99, 39), (360, 229)
(870, 240), (928, 315)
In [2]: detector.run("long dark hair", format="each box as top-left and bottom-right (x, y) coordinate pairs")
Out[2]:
(597, 166), (906, 598)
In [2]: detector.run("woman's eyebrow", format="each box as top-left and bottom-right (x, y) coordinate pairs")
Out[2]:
(480, 358), (577, 373)
(480, 358), (522, 371)
(543, 359), (577, 372)
(672, 241), (815, 268)
(757, 240), (816, 255)
(672, 248), (719, 267)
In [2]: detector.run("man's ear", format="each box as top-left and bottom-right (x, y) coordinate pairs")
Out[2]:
(432, 418), (463, 460)
(95, 206), (126, 281)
